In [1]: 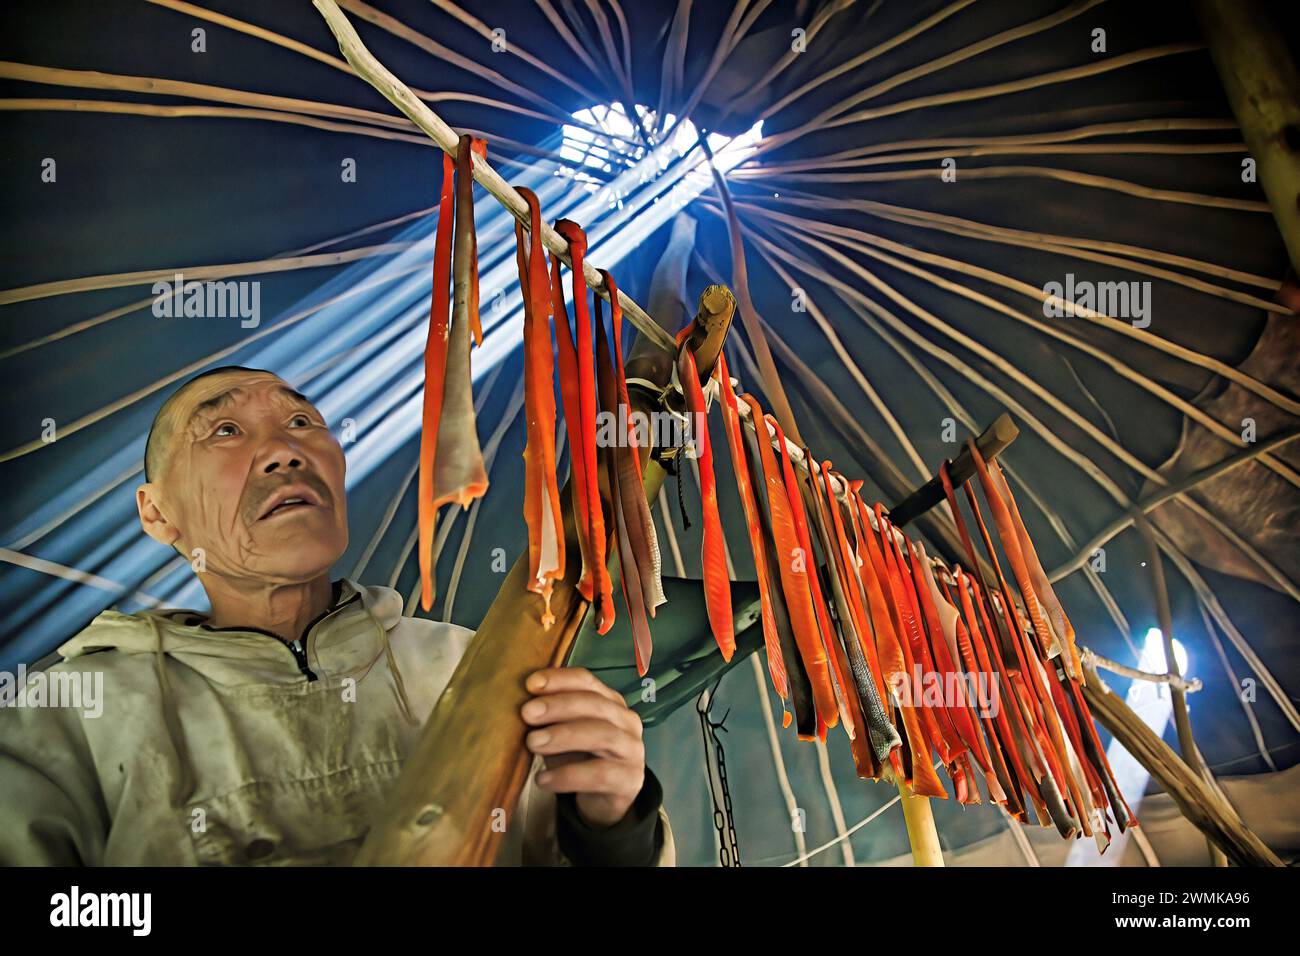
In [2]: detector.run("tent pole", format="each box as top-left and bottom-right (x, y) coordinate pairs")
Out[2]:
(1082, 663), (1283, 867)
(1134, 516), (1228, 866)
(1194, 0), (1300, 274)
(312, 0), (677, 355)
(898, 781), (945, 866)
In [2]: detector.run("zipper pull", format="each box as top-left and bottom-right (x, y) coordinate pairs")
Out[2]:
(287, 638), (318, 682)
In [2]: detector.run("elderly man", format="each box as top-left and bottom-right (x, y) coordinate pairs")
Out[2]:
(0, 365), (674, 866)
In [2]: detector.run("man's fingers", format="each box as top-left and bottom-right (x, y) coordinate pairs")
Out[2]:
(535, 756), (644, 798)
(526, 666), (626, 706)
(520, 690), (642, 735)
(526, 718), (644, 763)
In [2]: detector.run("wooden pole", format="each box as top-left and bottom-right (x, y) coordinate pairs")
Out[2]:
(1082, 664), (1282, 867)
(1194, 0), (1300, 275)
(311, 0), (677, 355)
(898, 782), (945, 866)
(887, 413), (1019, 528)
(1134, 516), (1228, 866)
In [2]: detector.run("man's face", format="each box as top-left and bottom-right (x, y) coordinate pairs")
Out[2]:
(139, 371), (348, 584)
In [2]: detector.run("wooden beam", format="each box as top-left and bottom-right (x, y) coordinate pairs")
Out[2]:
(1082, 666), (1283, 867)
(886, 413), (1019, 528)
(1134, 516), (1227, 866)
(1194, 0), (1300, 274)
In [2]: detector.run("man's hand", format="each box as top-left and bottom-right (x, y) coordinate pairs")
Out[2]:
(522, 666), (646, 828)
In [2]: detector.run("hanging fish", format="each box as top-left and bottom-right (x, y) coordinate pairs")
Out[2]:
(739, 400), (839, 735)
(712, 352), (783, 689)
(768, 415), (857, 741)
(550, 220), (614, 633)
(418, 135), (489, 612)
(676, 333), (735, 661)
(513, 187), (565, 627)
(601, 269), (666, 619)
(738, 397), (815, 739)
(595, 312), (651, 670)
(796, 454), (898, 771)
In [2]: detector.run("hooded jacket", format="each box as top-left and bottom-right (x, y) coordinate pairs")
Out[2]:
(0, 577), (675, 866)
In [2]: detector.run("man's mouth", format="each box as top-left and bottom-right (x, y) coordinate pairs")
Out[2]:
(255, 484), (325, 521)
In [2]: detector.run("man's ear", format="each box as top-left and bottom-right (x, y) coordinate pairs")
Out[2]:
(137, 483), (181, 549)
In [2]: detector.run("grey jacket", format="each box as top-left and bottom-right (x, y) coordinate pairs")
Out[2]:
(0, 577), (675, 866)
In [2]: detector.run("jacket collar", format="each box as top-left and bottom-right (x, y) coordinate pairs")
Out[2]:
(60, 577), (409, 686)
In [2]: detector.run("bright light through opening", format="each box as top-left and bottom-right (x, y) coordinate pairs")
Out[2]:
(1140, 627), (1189, 679)
(559, 103), (763, 206)
(1066, 627), (1191, 866)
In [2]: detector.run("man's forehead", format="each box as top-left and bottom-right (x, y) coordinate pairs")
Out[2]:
(179, 374), (313, 427)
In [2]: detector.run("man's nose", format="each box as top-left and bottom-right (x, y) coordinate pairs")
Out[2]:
(257, 436), (308, 475)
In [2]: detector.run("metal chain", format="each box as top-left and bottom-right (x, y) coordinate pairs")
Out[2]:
(696, 678), (741, 866)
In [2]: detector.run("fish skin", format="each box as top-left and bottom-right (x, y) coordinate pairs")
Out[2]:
(602, 269), (666, 617)
(513, 187), (565, 626)
(431, 137), (490, 528)
(551, 221), (614, 632)
(676, 338), (735, 661)
(739, 401), (815, 737)
(796, 455), (893, 772)
(596, 309), (653, 673)
(738, 398), (840, 732)
(713, 352), (782, 686)
(770, 416), (857, 740)
(417, 150), (456, 613)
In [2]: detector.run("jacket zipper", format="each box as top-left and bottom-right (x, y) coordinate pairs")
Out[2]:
(286, 638), (318, 682)
(198, 584), (360, 683)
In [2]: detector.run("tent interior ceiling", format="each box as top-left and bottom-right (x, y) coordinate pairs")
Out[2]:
(2, 0), (1297, 865)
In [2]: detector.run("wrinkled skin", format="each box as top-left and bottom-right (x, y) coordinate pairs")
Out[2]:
(135, 369), (348, 638)
(136, 369), (643, 828)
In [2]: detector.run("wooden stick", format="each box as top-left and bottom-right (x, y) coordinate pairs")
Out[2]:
(1135, 516), (1227, 866)
(1082, 665), (1283, 866)
(755, 0), (977, 126)
(745, 195), (1297, 408)
(888, 415), (1020, 527)
(898, 782), (945, 866)
(751, 164), (1269, 214)
(312, 0), (677, 355)
(748, 210), (1300, 504)
(742, 43), (1203, 166)
(1195, 0), (1300, 273)
(757, 207), (1300, 480)
(428, 0), (603, 104)
(0, 241), (411, 306)
(0, 264), (426, 462)
(741, 211), (1300, 606)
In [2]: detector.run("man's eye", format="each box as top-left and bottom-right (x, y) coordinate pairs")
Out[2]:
(213, 422), (240, 437)
(290, 414), (313, 427)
